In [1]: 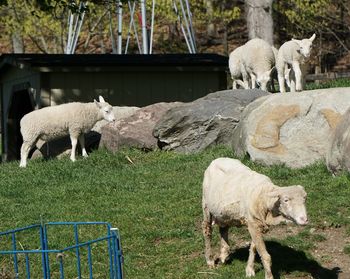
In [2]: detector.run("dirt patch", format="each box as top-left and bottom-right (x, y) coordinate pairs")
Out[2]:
(265, 225), (350, 279)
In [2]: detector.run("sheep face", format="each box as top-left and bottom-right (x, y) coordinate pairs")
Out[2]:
(275, 185), (308, 226)
(95, 96), (116, 122)
(257, 68), (274, 91)
(294, 33), (316, 58)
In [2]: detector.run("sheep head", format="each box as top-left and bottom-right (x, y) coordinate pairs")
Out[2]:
(293, 33), (316, 58)
(268, 185), (308, 226)
(257, 67), (274, 91)
(94, 96), (116, 122)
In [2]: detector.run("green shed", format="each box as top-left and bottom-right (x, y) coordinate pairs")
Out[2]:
(0, 53), (228, 162)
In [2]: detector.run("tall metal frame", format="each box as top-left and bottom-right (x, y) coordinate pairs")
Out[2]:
(66, 0), (196, 54)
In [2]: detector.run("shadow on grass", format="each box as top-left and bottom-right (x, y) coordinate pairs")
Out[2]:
(228, 240), (340, 279)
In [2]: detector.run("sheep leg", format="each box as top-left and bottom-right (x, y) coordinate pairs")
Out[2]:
(219, 226), (230, 264)
(232, 77), (237, 89)
(292, 61), (302, 91)
(276, 61), (286, 93)
(240, 63), (250, 89)
(245, 241), (256, 277)
(20, 139), (37, 168)
(247, 222), (273, 279)
(202, 206), (214, 267)
(78, 134), (88, 158)
(70, 135), (78, 162)
(250, 73), (257, 89)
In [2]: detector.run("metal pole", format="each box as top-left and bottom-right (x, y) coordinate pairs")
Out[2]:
(71, 2), (87, 54)
(125, 1), (137, 54)
(117, 0), (123, 54)
(140, 0), (148, 54)
(149, 0), (156, 54)
(66, 11), (74, 53)
(173, 0), (192, 53)
(108, 2), (117, 54)
(184, 0), (196, 51)
(179, 0), (195, 53)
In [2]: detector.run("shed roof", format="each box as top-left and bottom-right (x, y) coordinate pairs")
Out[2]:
(0, 53), (228, 73)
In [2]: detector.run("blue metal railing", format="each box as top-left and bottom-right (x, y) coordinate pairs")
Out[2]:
(0, 221), (123, 279)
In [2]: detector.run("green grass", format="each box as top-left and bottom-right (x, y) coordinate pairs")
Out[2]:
(270, 77), (350, 93)
(305, 78), (350, 90)
(344, 245), (350, 256)
(0, 146), (349, 278)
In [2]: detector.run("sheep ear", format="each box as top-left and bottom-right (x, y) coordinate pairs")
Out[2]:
(309, 33), (316, 42)
(267, 188), (284, 199)
(266, 189), (282, 208)
(99, 96), (105, 103)
(94, 99), (102, 108)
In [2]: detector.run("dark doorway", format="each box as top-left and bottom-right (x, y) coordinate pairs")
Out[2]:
(7, 89), (34, 161)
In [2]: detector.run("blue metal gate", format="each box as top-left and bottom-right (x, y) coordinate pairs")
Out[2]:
(0, 221), (123, 279)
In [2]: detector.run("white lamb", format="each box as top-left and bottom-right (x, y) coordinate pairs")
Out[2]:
(202, 158), (308, 279)
(241, 38), (275, 92)
(19, 96), (115, 167)
(276, 34), (316, 93)
(228, 45), (250, 90)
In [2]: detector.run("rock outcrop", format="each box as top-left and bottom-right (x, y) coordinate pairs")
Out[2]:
(326, 107), (350, 174)
(153, 89), (269, 153)
(100, 102), (181, 152)
(232, 88), (350, 168)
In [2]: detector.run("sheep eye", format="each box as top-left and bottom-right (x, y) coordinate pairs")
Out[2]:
(283, 198), (289, 203)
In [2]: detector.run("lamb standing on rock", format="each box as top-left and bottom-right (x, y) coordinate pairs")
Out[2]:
(202, 158), (308, 279)
(276, 34), (316, 93)
(19, 96), (115, 167)
(241, 38), (275, 92)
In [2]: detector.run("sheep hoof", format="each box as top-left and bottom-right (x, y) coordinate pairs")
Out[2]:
(206, 260), (215, 268)
(245, 266), (255, 277)
(219, 253), (230, 264)
(19, 163), (26, 168)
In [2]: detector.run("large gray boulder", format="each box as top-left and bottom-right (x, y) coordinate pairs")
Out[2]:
(232, 88), (350, 168)
(153, 89), (269, 153)
(326, 107), (350, 174)
(100, 102), (181, 152)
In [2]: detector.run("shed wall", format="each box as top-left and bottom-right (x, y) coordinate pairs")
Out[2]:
(40, 67), (226, 106)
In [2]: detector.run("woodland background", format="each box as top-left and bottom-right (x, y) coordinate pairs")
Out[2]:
(0, 0), (350, 73)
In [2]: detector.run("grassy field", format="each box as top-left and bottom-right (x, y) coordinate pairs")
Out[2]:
(0, 147), (349, 278)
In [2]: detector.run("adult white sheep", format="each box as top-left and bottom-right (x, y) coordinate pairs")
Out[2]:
(202, 158), (308, 279)
(228, 45), (250, 90)
(19, 96), (115, 167)
(276, 34), (316, 93)
(241, 38), (275, 92)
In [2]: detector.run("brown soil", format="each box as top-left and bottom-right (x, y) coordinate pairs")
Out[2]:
(265, 225), (350, 279)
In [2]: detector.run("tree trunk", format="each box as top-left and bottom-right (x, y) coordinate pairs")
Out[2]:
(205, 0), (217, 38)
(245, 0), (274, 45)
(11, 32), (24, 53)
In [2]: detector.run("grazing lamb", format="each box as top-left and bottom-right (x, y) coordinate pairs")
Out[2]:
(228, 45), (250, 90)
(202, 158), (308, 279)
(241, 38), (275, 92)
(19, 96), (115, 167)
(276, 34), (316, 93)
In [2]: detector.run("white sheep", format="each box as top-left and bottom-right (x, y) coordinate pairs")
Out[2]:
(276, 34), (316, 93)
(241, 38), (275, 92)
(228, 45), (250, 90)
(19, 96), (115, 167)
(202, 158), (308, 279)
